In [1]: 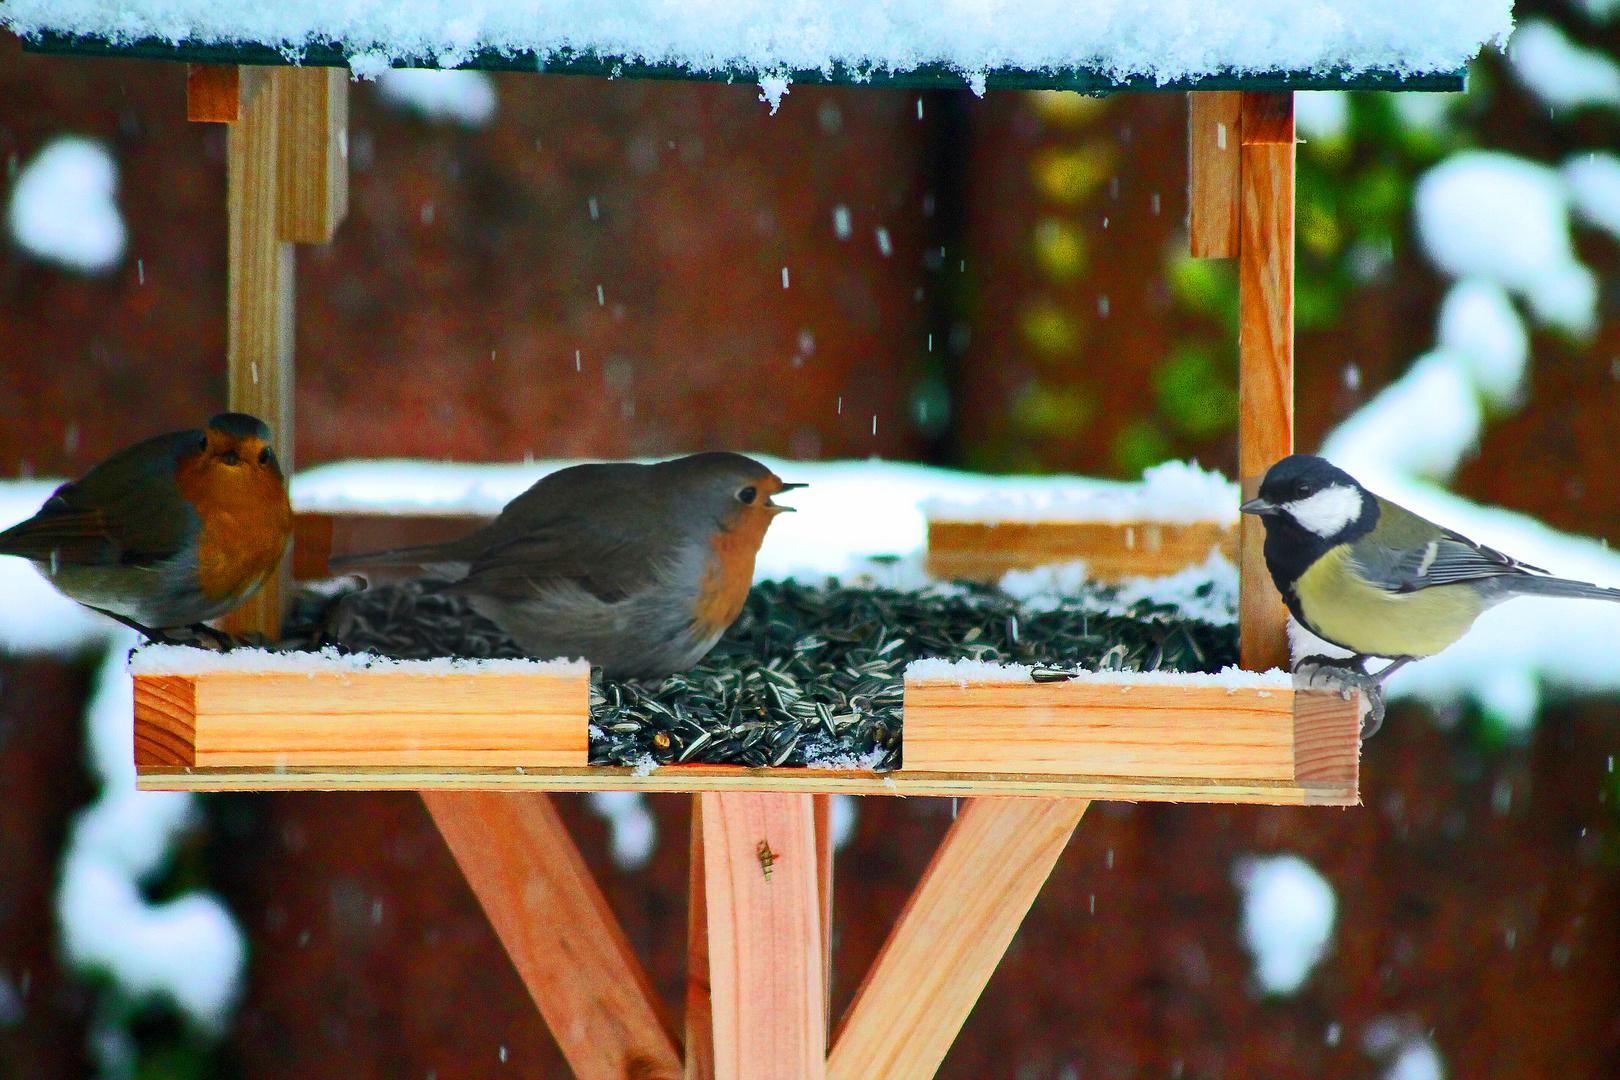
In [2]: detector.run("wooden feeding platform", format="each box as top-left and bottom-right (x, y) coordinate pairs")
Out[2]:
(9, 1), (1497, 1073)
(131, 652), (1360, 803)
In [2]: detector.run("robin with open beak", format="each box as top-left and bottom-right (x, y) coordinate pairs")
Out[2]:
(333, 451), (805, 680)
(0, 413), (293, 642)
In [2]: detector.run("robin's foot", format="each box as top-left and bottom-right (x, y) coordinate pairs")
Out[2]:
(179, 623), (239, 652)
(1292, 657), (1386, 739)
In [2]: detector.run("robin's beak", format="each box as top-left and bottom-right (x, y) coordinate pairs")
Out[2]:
(767, 481), (806, 513)
(1240, 498), (1278, 516)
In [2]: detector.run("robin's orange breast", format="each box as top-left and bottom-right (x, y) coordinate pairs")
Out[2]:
(691, 507), (774, 639)
(175, 452), (294, 604)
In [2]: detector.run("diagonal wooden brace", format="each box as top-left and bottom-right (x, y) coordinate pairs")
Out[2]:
(423, 791), (684, 1080)
(826, 798), (1088, 1080)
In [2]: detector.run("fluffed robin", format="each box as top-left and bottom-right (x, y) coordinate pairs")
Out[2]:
(333, 452), (804, 679)
(0, 413), (293, 642)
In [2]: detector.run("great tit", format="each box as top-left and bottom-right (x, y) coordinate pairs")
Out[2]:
(1241, 455), (1620, 723)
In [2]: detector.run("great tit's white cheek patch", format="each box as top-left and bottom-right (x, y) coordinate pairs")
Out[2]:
(1284, 485), (1364, 538)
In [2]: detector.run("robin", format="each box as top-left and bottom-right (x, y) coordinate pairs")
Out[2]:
(333, 452), (804, 679)
(0, 413), (293, 643)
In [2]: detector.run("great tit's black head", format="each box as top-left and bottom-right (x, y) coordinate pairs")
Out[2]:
(1242, 454), (1373, 543)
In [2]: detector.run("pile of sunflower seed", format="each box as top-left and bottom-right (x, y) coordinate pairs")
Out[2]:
(280, 576), (1237, 770)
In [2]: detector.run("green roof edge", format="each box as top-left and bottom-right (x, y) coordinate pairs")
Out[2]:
(19, 31), (1468, 92)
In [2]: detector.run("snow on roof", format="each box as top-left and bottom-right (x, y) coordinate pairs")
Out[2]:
(6, 0), (1510, 95)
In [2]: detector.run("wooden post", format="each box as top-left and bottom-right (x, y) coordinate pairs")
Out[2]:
(686, 797), (716, 1080)
(702, 793), (825, 1080)
(197, 65), (348, 640)
(826, 798), (1088, 1080)
(423, 792), (684, 1080)
(214, 67), (294, 641)
(1188, 91), (1243, 258)
(1236, 91), (1295, 673)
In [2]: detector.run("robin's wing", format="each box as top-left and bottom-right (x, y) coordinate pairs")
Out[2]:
(1350, 526), (1543, 593)
(0, 432), (201, 567)
(441, 522), (671, 604)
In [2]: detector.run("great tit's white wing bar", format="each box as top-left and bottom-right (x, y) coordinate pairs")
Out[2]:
(1352, 529), (1546, 593)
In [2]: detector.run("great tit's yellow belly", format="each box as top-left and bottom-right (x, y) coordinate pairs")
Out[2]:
(1295, 544), (1487, 657)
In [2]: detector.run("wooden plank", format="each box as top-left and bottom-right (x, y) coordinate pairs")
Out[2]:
(133, 670), (588, 768)
(277, 65), (349, 243)
(291, 512), (335, 580)
(136, 765), (1358, 804)
(686, 797), (716, 1080)
(702, 793), (824, 1080)
(1293, 686), (1359, 794)
(1188, 90), (1243, 258)
(423, 791), (683, 1080)
(1237, 90), (1295, 674)
(219, 66), (295, 643)
(813, 793), (834, 1040)
(290, 511), (493, 581)
(132, 676), (196, 768)
(186, 64), (240, 122)
(826, 798), (1087, 1080)
(904, 680), (1297, 779)
(924, 520), (1235, 584)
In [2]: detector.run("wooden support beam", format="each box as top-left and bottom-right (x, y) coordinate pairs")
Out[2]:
(1237, 90), (1295, 674)
(423, 791), (683, 1080)
(813, 793), (834, 1039)
(219, 66), (295, 642)
(686, 797), (716, 1080)
(1188, 90), (1243, 258)
(702, 793), (825, 1080)
(277, 66), (349, 242)
(826, 798), (1088, 1080)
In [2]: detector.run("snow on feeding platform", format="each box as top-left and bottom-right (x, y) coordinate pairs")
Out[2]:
(7, 0), (1507, 92)
(129, 643), (589, 677)
(905, 657), (1288, 689)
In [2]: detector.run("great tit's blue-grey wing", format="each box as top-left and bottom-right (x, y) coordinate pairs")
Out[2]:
(1349, 501), (1546, 593)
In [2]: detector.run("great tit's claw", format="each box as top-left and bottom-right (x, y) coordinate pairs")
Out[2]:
(1292, 658), (1387, 740)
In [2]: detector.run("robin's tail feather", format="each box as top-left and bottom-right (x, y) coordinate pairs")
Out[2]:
(1498, 575), (1620, 603)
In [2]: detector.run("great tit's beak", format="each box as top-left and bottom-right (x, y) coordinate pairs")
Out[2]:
(767, 481), (806, 513)
(1240, 497), (1278, 516)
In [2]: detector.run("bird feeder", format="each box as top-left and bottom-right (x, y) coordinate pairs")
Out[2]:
(9, 4), (1502, 1076)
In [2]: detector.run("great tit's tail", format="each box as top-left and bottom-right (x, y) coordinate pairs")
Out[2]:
(1496, 575), (1620, 603)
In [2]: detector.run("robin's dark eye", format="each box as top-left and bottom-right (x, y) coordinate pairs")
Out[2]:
(737, 486), (757, 505)
(221, 450), (240, 466)
(197, 435), (209, 453)
(258, 446), (273, 465)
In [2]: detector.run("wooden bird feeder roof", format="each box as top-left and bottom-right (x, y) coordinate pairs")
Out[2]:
(9, 0), (1509, 91)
